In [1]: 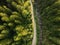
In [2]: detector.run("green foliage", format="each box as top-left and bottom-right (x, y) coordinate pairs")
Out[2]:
(39, 0), (60, 45)
(0, 0), (33, 45)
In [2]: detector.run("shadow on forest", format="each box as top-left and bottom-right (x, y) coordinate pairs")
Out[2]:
(40, 0), (60, 45)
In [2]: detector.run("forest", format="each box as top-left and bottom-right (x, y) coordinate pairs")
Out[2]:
(0, 0), (60, 45)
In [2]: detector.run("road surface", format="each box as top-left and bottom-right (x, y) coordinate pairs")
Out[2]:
(30, 0), (37, 45)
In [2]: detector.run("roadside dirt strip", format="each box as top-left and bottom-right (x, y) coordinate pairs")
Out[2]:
(30, 0), (36, 45)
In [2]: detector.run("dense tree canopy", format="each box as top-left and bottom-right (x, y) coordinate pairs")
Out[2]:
(0, 0), (33, 45)
(33, 0), (60, 45)
(39, 0), (60, 45)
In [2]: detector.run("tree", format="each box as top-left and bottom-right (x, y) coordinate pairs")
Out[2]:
(0, 0), (33, 45)
(34, 0), (60, 45)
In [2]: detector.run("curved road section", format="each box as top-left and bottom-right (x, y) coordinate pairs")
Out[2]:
(30, 0), (36, 45)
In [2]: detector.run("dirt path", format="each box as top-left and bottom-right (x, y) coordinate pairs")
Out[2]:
(30, 0), (36, 45)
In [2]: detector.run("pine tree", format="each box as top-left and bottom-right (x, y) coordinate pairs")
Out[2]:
(34, 0), (60, 45)
(36, 0), (60, 45)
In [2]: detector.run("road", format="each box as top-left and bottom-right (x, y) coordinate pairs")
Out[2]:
(30, 0), (36, 45)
